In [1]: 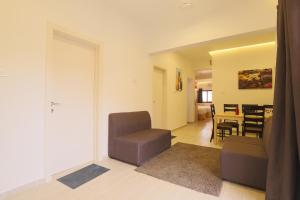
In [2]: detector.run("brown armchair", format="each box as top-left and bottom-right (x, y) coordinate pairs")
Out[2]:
(220, 117), (273, 190)
(108, 111), (171, 166)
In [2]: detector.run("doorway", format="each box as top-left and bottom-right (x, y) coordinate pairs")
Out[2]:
(45, 26), (100, 176)
(152, 67), (166, 128)
(187, 78), (195, 123)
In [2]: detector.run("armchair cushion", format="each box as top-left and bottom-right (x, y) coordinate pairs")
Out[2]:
(114, 129), (171, 165)
(221, 141), (268, 190)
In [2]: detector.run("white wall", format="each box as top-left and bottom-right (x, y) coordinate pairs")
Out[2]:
(212, 43), (276, 112)
(196, 80), (212, 90)
(0, 0), (151, 194)
(151, 52), (195, 130)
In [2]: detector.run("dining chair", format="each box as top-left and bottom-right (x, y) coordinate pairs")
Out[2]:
(264, 104), (274, 115)
(242, 104), (258, 113)
(224, 104), (238, 113)
(210, 104), (233, 142)
(241, 104), (259, 134)
(223, 104), (239, 135)
(242, 105), (265, 138)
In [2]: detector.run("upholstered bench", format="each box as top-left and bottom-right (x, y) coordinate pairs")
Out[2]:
(108, 111), (171, 166)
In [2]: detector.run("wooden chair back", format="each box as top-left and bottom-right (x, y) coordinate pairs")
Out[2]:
(210, 104), (216, 120)
(242, 104), (258, 113)
(224, 104), (238, 113)
(243, 105), (265, 138)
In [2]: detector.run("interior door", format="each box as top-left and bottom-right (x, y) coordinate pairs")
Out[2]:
(152, 68), (164, 128)
(46, 30), (96, 175)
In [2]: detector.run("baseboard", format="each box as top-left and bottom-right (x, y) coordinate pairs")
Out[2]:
(98, 155), (109, 161)
(0, 178), (45, 200)
(171, 124), (188, 131)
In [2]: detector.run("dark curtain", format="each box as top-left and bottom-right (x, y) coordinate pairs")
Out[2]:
(197, 88), (203, 103)
(266, 0), (300, 199)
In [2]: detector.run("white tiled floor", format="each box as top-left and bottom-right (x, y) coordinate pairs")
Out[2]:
(3, 120), (265, 200)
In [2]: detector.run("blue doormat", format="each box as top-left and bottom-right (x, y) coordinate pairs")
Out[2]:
(57, 164), (110, 189)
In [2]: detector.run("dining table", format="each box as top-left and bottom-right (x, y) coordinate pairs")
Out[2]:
(212, 112), (273, 142)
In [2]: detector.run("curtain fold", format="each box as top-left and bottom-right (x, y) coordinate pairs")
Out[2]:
(266, 0), (300, 199)
(197, 88), (203, 103)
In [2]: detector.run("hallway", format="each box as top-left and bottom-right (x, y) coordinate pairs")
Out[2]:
(172, 119), (220, 149)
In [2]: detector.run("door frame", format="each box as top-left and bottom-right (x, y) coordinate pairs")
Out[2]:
(153, 66), (167, 129)
(45, 23), (102, 179)
(187, 77), (195, 123)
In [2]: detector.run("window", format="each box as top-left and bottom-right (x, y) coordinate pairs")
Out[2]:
(202, 90), (212, 103)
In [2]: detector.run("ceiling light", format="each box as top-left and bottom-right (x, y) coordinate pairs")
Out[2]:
(209, 41), (276, 55)
(198, 70), (212, 74)
(180, 0), (193, 8)
(182, 2), (192, 7)
(196, 80), (212, 84)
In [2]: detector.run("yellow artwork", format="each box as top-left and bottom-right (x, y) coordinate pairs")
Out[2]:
(176, 68), (183, 91)
(238, 68), (272, 89)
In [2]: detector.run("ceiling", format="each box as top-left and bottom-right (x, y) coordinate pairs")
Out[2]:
(103, 0), (232, 30)
(103, 0), (277, 32)
(174, 28), (276, 69)
(103, 0), (277, 52)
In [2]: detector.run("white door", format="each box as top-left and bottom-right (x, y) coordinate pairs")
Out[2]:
(152, 68), (164, 128)
(46, 30), (96, 175)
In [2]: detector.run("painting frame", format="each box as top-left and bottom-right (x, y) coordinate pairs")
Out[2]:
(238, 68), (272, 89)
(176, 68), (183, 91)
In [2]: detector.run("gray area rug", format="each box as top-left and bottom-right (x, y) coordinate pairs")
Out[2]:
(135, 143), (222, 196)
(58, 164), (110, 189)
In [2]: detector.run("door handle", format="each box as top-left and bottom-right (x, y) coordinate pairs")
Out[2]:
(50, 102), (60, 114)
(50, 101), (60, 107)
